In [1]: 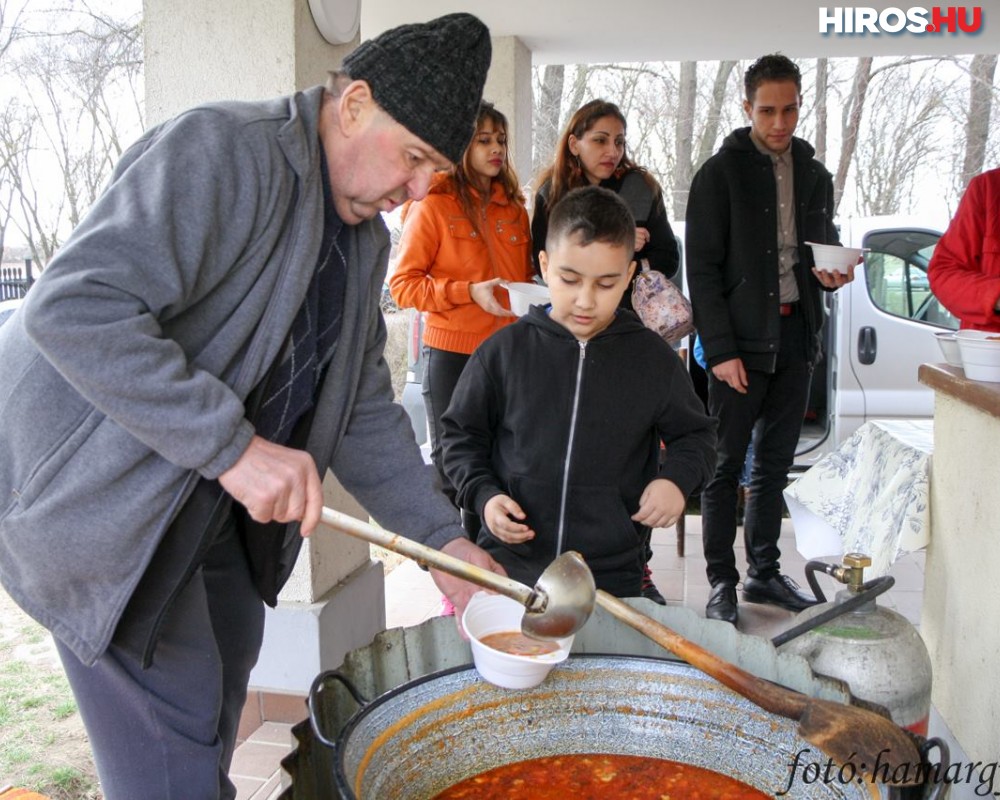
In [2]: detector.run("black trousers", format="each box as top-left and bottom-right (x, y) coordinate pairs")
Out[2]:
(701, 312), (813, 587)
(422, 345), (480, 536)
(56, 516), (265, 800)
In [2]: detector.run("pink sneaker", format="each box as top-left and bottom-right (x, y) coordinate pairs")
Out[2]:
(440, 595), (456, 617)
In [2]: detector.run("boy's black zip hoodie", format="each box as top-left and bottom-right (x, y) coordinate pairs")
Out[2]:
(441, 306), (717, 595)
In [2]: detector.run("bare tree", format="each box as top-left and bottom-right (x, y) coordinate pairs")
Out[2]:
(0, 2), (143, 266)
(563, 64), (592, 129)
(833, 57), (873, 215)
(813, 58), (829, 164)
(0, 0), (27, 64)
(853, 68), (948, 215)
(0, 100), (66, 264)
(694, 65), (737, 168)
(671, 61), (696, 221)
(667, 60), (737, 221)
(530, 53), (988, 224)
(532, 64), (565, 179)
(959, 53), (998, 190)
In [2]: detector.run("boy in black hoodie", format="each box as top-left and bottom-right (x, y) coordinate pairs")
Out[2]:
(441, 186), (716, 597)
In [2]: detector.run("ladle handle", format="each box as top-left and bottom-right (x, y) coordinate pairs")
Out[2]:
(320, 507), (539, 609)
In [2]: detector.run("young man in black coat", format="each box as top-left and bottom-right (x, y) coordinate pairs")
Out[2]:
(685, 54), (856, 625)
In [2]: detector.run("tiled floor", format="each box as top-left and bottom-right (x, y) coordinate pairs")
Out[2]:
(231, 515), (968, 799)
(229, 722), (295, 800)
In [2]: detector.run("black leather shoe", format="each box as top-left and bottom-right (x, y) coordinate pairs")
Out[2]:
(741, 574), (818, 612)
(641, 565), (667, 606)
(705, 583), (738, 624)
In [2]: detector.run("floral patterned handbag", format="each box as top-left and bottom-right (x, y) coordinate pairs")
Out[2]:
(630, 264), (695, 345)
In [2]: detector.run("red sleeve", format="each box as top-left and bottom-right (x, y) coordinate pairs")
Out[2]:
(928, 172), (1000, 328)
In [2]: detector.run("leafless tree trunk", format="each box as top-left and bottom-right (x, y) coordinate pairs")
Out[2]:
(814, 58), (829, 164)
(960, 53), (998, 191)
(672, 61), (696, 220)
(833, 57), (873, 215)
(670, 60), (735, 221)
(694, 61), (736, 169)
(532, 64), (565, 180)
(564, 65), (592, 128)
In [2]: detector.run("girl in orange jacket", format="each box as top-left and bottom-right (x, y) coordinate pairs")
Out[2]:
(389, 101), (534, 544)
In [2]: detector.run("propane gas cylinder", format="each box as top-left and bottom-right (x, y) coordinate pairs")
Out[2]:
(777, 553), (933, 736)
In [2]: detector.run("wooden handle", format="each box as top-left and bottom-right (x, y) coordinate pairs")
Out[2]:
(595, 593), (924, 779)
(595, 591), (807, 720)
(320, 507), (540, 610)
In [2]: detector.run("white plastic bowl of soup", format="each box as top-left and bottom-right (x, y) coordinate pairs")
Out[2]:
(504, 281), (551, 317)
(462, 591), (573, 689)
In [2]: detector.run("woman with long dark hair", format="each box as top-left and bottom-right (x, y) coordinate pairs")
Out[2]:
(531, 99), (679, 302)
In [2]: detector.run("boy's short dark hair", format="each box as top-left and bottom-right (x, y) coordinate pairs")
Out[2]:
(545, 186), (635, 256)
(744, 54), (801, 102)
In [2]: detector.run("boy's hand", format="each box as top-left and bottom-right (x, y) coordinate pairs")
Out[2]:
(631, 478), (685, 529)
(483, 494), (535, 544)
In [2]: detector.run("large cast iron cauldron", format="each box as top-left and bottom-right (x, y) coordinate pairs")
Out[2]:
(305, 654), (948, 800)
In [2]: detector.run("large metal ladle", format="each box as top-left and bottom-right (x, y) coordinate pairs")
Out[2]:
(319, 507), (596, 639)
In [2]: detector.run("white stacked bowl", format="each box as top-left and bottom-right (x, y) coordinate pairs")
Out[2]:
(956, 330), (1000, 382)
(934, 331), (962, 367)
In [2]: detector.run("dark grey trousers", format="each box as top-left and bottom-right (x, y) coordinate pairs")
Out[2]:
(56, 517), (265, 800)
(701, 312), (813, 587)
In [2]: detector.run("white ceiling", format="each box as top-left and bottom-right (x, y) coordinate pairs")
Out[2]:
(361, 0), (1000, 63)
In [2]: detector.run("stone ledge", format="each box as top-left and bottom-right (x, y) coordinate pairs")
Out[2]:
(919, 361), (1000, 419)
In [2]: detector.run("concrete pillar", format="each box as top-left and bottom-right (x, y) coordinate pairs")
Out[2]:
(144, 0), (383, 696)
(143, 0), (357, 124)
(484, 36), (533, 190)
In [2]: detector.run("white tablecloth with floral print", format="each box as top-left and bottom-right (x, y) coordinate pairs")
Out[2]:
(784, 419), (933, 577)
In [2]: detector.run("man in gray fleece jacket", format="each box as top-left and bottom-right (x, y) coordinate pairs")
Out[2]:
(0, 13), (502, 799)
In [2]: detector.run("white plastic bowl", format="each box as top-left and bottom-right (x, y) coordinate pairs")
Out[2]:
(504, 281), (551, 316)
(462, 591), (572, 689)
(805, 242), (864, 274)
(934, 331), (962, 367)
(955, 329), (1000, 382)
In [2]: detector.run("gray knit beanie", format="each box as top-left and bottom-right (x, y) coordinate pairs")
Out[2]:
(342, 13), (491, 164)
